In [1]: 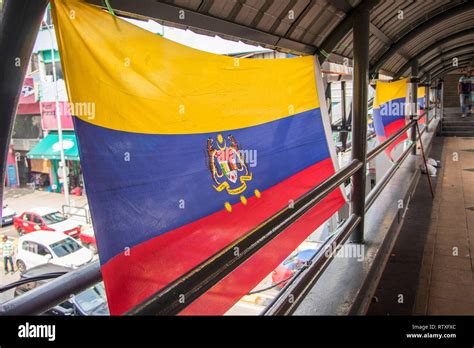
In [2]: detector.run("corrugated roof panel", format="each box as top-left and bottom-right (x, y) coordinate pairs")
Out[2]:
(288, 1), (325, 41)
(371, 0), (403, 30)
(299, 2), (343, 43)
(314, 7), (346, 47)
(207, 0), (236, 19)
(268, 0), (313, 38)
(370, 38), (386, 63)
(393, 0), (464, 40)
(417, 37), (474, 66)
(254, 1), (288, 32)
(404, 12), (473, 53)
(167, 0), (201, 11)
(233, 0), (265, 27)
(382, 11), (474, 73)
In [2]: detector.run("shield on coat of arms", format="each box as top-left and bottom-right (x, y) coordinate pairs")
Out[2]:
(207, 134), (252, 195)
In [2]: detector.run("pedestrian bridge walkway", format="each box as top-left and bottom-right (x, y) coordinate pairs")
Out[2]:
(369, 136), (474, 315)
(1, 0), (474, 317)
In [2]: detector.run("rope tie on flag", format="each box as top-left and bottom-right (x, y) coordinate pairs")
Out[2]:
(103, 0), (116, 16)
(370, 73), (377, 85)
(319, 49), (330, 58)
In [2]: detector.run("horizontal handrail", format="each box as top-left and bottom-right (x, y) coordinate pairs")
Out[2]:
(365, 142), (415, 212)
(262, 213), (361, 315)
(0, 261), (101, 315)
(366, 120), (416, 162)
(0, 272), (67, 294)
(338, 131), (376, 154)
(127, 159), (363, 315)
(262, 119), (425, 314)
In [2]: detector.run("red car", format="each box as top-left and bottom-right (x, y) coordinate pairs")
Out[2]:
(79, 226), (97, 253)
(13, 207), (82, 238)
(271, 249), (318, 289)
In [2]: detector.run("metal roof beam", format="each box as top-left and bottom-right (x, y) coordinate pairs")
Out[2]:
(331, 0), (353, 13)
(369, 21), (411, 61)
(394, 28), (474, 78)
(197, 0), (214, 13)
(369, 22), (391, 46)
(317, 0), (381, 63)
(370, 1), (474, 74)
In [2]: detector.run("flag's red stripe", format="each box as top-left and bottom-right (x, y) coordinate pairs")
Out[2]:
(101, 158), (344, 314)
(181, 189), (344, 315)
(379, 118), (408, 159)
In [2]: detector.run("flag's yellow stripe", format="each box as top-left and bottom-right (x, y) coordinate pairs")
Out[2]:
(373, 78), (408, 109)
(52, 0), (319, 135)
(417, 86), (425, 98)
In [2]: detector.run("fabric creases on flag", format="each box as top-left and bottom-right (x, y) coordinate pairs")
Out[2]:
(52, 0), (346, 315)
(372, 78), (409, 161)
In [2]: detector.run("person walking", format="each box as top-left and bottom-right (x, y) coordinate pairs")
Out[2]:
(1, 235), (15, 274)
(458, 72), (471, 118)
(470, 70), (474, 115)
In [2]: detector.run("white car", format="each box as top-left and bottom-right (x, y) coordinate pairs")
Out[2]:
(1, 204), (16, 227)
(16, 231), (94, 273)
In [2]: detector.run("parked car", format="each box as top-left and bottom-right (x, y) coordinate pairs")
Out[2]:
(14, 264), (109, 315)
(1, 204), (16, 227)
(79, 226), (97, 253)
(16, 231), (94, 272)
(13, 207), (82, 237)
(271, 249), (319, 289)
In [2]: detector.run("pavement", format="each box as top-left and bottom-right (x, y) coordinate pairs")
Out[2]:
(368, 136), (474, 315)
(415, 136), (474, 315)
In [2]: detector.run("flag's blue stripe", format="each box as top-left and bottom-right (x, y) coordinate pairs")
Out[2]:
(373, 97), (406, 138)
(74, 108), (331, 263)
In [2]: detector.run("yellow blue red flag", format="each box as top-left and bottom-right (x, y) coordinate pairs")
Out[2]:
(373, 78), (410, 160)
(417, 86), (427, 128)
(52, 0), (345, 315)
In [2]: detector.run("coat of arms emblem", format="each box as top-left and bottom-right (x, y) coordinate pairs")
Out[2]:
(207, 134), (252, 196)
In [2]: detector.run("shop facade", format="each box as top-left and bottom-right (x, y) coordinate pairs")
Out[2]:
(6, 77), (42, 187)
(27, 131), (82, 194)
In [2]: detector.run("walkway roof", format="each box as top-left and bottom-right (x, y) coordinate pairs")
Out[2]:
(87, 0), (474, 80)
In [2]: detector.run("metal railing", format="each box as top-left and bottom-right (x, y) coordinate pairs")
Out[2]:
(0, 262), (101, 315)
(128, 158), (363, 315)
(62, 204), (91, 224)
(0, 110), (435, 316)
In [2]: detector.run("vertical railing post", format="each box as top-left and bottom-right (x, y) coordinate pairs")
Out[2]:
(0, 0), (49, 207)
(349, 7), (370, 243)
(325, 78), (333, 123)
(410, 61), (418, 154)
(434, 78), (440, 119)
(440, 78), (444, 119)
(340, 80), (348, 151)
(341, 80), (347, 122)
(425, 72), (431, 128)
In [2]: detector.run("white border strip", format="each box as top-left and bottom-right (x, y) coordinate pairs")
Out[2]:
(314, 56), (349, 202)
